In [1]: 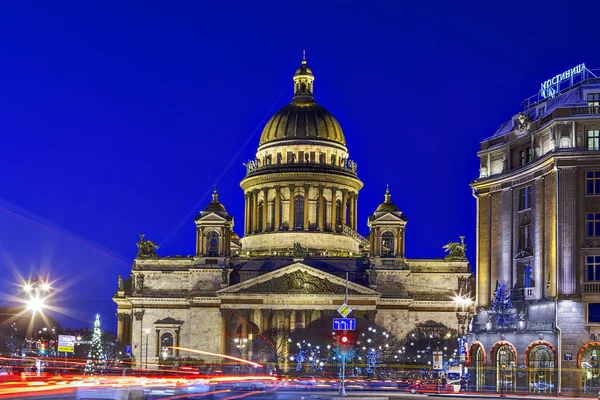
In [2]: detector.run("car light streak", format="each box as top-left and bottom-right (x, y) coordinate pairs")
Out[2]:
(169, 346), (262, 368)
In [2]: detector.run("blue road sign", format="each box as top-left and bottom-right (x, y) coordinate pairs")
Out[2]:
(458, 338), (466, 354)
(333, 318), (356, 331)
(126, 345), (132, 356)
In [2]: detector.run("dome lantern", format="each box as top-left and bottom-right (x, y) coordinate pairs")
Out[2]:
(293, 50), (314, 99)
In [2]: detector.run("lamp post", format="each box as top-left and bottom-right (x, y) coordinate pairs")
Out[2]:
(144, 328), (150, 370)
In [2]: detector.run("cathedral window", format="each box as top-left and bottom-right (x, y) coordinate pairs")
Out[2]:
(294, 196), (304, 230)
(519, 186), (531, 210)
(298, 151), (304, 163)
(381, 231), (395, 256)
(586, 256), (600, 281)
(586, 213), (600, 236)
(258, 201), (264, 232)
(161, 332), (174, 359)
(310, 152), (315, 163)
(207, 232), (219, 256)
(586, 172), (600, 194)
(335, 199), (342, 231)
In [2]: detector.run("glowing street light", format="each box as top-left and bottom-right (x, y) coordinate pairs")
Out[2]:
(21, 277), (52, 315)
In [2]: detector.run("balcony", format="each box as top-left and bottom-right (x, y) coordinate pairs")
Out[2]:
(572, 106), (600, 115)
(583, 282), (600, 293)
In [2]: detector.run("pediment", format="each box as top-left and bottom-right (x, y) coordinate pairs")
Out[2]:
(198, 213), (227, 222)
(217, 263), (380, 296)
(155, 317), (183, 325)
(372, 213), (405, 223)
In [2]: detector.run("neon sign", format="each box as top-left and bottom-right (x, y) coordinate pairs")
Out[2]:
(540, 63), (587, 99)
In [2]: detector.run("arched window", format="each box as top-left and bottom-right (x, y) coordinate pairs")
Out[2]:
(161, 332), (174, 359)
(294, 196), (304, 231)
(474, 345), (485, 391)
(257, 201), (264, 232)
(381, 231), (395, 256)
(528, 344), (555, 393)
(495, 344), (516, 393)
(581, 344), (600, 393)
(335, 199), (342, 231)
(207, 232), (219, 257)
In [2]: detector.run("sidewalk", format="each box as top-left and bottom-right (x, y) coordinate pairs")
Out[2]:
(428, 392), (595, 400)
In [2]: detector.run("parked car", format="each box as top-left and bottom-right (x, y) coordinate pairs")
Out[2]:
(405, 380), (454, 394)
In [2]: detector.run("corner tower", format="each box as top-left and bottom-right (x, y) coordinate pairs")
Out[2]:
(240, 55), (363, 256)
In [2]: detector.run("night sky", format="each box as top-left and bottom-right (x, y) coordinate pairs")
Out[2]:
(2, 1), (599, 333)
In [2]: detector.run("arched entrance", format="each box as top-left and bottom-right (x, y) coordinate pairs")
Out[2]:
(491, 341), (517, 393)
(468, 342), (486, 391)
(525, 341), (556, 393)
(579, 342), (600, 394)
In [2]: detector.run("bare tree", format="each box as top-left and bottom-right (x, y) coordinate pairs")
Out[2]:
(252, 328), (290, 368)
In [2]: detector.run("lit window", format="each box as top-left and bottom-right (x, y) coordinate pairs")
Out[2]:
(207, 232), (219, 256)
(381, 232), (395, 256)
(586, 213), (600, 236)
(587, 256), (600, 281)
(588, 93), (600, 107)
(519, 225), (531, 249)
(586, 172), (600, 195)
(298, 151), (305, 163)
(519, 186), (532, 210)
(294, 196), (304, 230)
(310, 152), (315, 163)
(588, 131), (600, 151)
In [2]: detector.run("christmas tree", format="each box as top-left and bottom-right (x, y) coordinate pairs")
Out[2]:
(491, 282), (513, 327)
(84, 314), (106, 375)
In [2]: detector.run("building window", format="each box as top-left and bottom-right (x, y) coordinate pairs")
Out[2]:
(520, 148), (533, 165)
(588, 130), (600, 151)
(588, 93), (600, 107)
(294, 195), (304, 230)
(589, 303), (600, 323)
(519, 186), (532, 210)
(495, 345), (516, 393)
(587, 256), (600, 281)
(257, 201), (264, 231)
(335, 199), (342, 231)
(298, 151), (304, 163)
(381, 232), (395, 256)
(207, 232), (219, 257)
(586, 213), (600, 236)
(527, 345), (555, 393)
(586, 172), (600, 194)
(580, 344), (600, 392)
(519, 225), (531, 249)
(161, 333), (174, 359)
(310, 152), (315, 163)
(287, 151), (295, 163)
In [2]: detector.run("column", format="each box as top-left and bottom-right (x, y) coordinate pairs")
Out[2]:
(396, 227), (402, 256)
(220, 309), (229, 355)
(330, 187), (337, 231)
(282, 310), (293, 374)
(198, 228), (204, 256)
(348, 192), (355, 230)
(261, 309), (272, 332)
(353, 194), (358, 231)
(303, 184), (310, 230)
(262, 187), (268, 232)
(283, 310), (292, 330)
(155, 329), (160, 358)
(274, 186), (281, 231)
(288, 184), (295, 230)
(303, 309), (313, 328)
(318, 185), (324, 231)
(175, 329), (180, 357)
(341, 190), (347, 228)
(252, 190), (258, 233)
(239, 309), (250, 360)
(133, 310), (145, 369)
(244, 193), (250, 235)
(116, 313), (125, 342)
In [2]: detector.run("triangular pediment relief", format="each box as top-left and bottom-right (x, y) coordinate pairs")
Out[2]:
(198, 213), (227, 222)
(372, 213), (405, 223)
(217, 263), (380, 296)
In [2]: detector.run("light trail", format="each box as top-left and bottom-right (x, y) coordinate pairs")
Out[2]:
(169, 346), (262, 368)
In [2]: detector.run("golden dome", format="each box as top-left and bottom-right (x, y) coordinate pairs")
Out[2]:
(375, 186), (404, 217)
(258, 56), (346, 147)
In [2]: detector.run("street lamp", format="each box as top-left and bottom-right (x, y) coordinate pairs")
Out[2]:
(453, 295), (473, 335)
(144, 328), (150, 370)
(22, 277), (51, 314)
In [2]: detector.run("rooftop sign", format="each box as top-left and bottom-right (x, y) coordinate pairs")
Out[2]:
(540, 63), (587, 99)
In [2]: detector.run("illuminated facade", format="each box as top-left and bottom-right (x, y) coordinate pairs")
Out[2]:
(468, 65), (600, 393)
(113, 57), (471, 371)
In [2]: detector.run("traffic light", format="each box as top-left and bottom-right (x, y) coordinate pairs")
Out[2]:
(341, 335), (349, 344)
(39, 342), (46, 355)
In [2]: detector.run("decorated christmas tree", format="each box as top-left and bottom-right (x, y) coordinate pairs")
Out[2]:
(491, 282), (513, 327)
(84, 314), (106, 374)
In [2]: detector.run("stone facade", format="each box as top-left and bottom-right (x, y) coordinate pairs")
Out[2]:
(113, 57), (473, 371)
(469, 72), (600, 394)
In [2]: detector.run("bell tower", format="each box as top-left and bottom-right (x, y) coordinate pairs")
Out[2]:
(367, 186), (407, 258)
(194, 189), (234, 257)
(293, 50), (314, 98)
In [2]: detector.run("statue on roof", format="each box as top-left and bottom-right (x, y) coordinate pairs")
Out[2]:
(118, 275), (123, 291)
(136, 233), (159, 259)
(443, 236), (467, 261)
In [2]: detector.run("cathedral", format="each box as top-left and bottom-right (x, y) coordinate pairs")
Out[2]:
(113, 56), (472, 370)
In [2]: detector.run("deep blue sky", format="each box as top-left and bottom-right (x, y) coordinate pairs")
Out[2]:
(1, 1), (599, 333)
